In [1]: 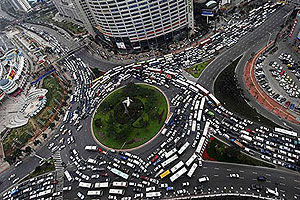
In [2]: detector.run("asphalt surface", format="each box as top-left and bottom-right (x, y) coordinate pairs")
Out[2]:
(1, 3), (300, 200)
(198, 5), (300, 133)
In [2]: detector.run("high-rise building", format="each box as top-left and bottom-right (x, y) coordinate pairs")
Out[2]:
(9, 0), (32, 12)
(51, 0), (83, 24)
(71, 0), (194, 53)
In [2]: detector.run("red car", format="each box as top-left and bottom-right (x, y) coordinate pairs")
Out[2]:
(285, 101), (291, 108)
(100, 173), (108, 177)
(140, 176), (149, 181)
(151, 155), (159, 162)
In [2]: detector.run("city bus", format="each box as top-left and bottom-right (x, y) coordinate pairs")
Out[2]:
(64, 170), (73, 182)
(109, 189), (125, 195)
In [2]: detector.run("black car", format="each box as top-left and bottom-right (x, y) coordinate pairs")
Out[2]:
(257, 176), (267, 181)
(133, 188), (143, 193)
(251, 184), (263, 190)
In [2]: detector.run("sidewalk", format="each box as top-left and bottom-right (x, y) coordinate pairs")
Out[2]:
(244, 42), (300, 125)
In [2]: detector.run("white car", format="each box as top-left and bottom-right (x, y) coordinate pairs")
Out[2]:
(77, 191), (85, 199)
(177, 189), (187, 194)
(182, 182), (190, 187)
(229, 173), (240, 178)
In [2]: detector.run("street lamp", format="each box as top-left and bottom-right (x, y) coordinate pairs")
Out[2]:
(266, 32), (272, 47)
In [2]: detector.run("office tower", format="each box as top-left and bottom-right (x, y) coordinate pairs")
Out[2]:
(73, 0), (194, 53)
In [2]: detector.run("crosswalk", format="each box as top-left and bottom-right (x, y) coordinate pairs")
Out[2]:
(53, 151), (64, 200)
(53, 151), (64, 170)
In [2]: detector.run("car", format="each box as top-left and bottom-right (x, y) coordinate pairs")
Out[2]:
(133, 188), (142, 193)
(229, 173), (240, 178)
(160, 183), (168, 188)
(77, 191), (85, 200)
(182, 182), (190, 187)
(63, 186), (72, 191)
(251, 184), (263, 190)
(166, 186), (174, 191)
(257, 176), (266, 181)
(198, 176), (209, 183)
(177, 189), (187, 194)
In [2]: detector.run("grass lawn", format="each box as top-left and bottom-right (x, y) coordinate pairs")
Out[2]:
(93, 83), (168, 149)
(204, 137), (275, 168)
(186, 61), (211, 78)
(25, 159), (55, 180)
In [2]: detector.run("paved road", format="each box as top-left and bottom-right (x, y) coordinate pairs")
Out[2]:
(198, 5), (300, 133)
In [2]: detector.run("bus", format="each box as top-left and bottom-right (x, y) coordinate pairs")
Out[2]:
(170, 167), (187, 182)
(170, 161), (184, 173)
(178, 142), (190, 155)
(64, 170), (73, 182)
(92, 76), (103, 83)
(79, 182), (92, 188)
(160, 170), (170, 179)
(112, 181), (128, 188)
(161, 155), (178, 168)
(274, 127), (298, 138)
(186, 153), (197, 167)
(208, 94), (220, 106)
(87, 190), (103, 196)
(165, 148), (177, 159)
(94, 182), (109, 188)
(146, 191), (162, 198)
(187, 163), (198, 178)
(85, 146), (98, 151)
(109, 189), (125, 195)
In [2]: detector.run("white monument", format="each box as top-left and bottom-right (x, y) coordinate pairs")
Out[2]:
(122, 97), (133, 114)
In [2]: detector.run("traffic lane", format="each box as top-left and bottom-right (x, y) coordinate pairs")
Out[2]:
(202, 161), (300, 198)
(75, 47), (119, 70)
(198, 6), (291, 90)
(0, 155), (41, 193)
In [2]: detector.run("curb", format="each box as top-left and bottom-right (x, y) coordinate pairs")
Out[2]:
(90, 83), (170, 152)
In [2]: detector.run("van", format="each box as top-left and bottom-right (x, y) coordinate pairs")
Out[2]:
(198, 176), (209, 183)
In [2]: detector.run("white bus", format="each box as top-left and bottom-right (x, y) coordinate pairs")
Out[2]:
(146, 191), (162, 198)
(274, 127), (298, 138)
(161, 154), (178, 168)
(87, 190), (103, 196)
(170, 167), (187, 182)
(112, 181), (128, 188)
(85, 145), (98, 151)
(197, 109), (203, 122)
(109, 189), (125, 195)
(165, 148), (177, 159)
(64, 170), (73, 182)
(94, 182), (109, 188)
(178, 142), (190, 155)
(192, 121), (197, 132)
(186, 153), (197, 167)
(79, 182), (92, 188)
(170, 161), (185, 173)
(187, 163), (198, 177)
(199, 97), (206, 110)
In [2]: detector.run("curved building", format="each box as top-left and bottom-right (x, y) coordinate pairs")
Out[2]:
(0, 79), (18, 95)
(73, 0), (194, 52)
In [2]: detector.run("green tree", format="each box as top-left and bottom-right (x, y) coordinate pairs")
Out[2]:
(95, 118), (102, 127)
(25, 146), (32, 154)
(225, 146), (239, 158)
(42, 133), (47, 139)
(49, 123), (55, 130)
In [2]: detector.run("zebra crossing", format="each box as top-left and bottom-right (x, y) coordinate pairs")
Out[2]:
(53, 151), (64, 200)
(53, 151), (64, 170)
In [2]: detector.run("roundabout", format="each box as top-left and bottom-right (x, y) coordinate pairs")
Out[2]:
(92, 83), (169, 150)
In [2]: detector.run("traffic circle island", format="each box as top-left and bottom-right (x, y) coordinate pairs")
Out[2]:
(92, 83), (169, 150)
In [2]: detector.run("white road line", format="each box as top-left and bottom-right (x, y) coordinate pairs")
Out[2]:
(227, 169), (231, 171)
(266, 174), (271, 176)
(280, 176), (285, 179)
(239, 170), (244, 173)
(294, 180), (300, 183)
(252, 171), (257, 174)
(214, 174), (219, 177)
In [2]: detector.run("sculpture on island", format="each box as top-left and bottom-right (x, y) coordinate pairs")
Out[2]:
(122, 97), (133, 114)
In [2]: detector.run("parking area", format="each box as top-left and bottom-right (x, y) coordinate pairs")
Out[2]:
(254, 40), (300, 113)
